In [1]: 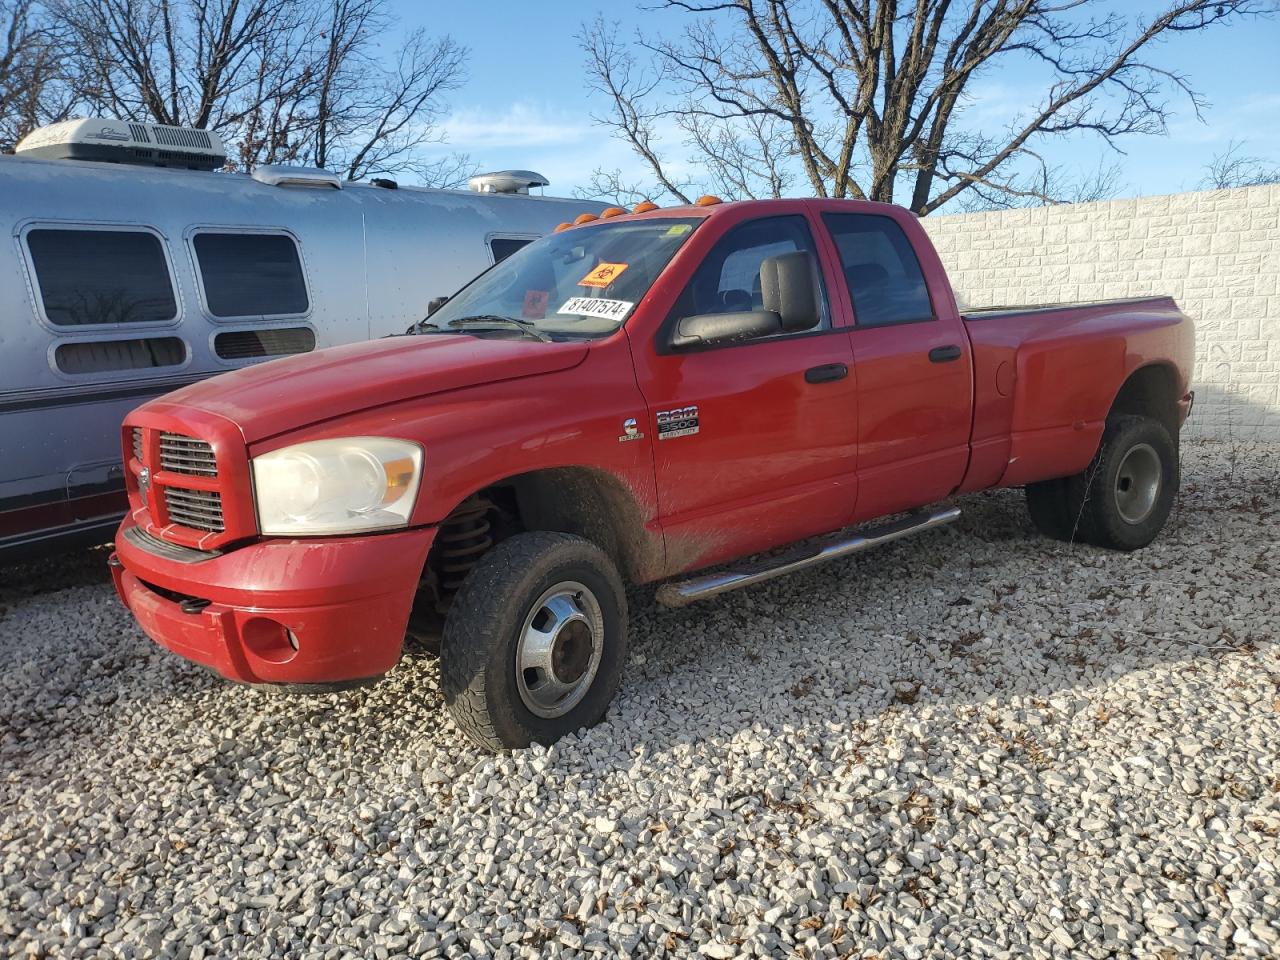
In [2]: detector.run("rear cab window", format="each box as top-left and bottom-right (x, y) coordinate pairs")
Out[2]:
(822, 213), (934, 327)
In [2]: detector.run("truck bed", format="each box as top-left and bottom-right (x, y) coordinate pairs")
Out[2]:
(957, 294), (1192, 492)
(962, 296), (1169, 321)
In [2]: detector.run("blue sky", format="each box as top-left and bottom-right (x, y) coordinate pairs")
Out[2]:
(394, 2), (1280, 208)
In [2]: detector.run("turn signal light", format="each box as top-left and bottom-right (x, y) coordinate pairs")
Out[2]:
(573, 212), (599, 225)
(695, 195), (722, 206)
(632, 201), (659, 213)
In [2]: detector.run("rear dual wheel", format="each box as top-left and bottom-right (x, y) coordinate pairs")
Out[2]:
(1024, 414), (1177, 551)
(439, 532), (627, 751)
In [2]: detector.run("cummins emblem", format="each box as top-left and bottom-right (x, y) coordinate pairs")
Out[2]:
(138, 466), (151, 505)
(618, 417), (643, 443)
(657, 405), (700, 439)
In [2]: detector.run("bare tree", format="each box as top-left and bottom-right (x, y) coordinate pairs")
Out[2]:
(1199, 139), (1280, 189)
(582, 1), (1277, 213)
(48, 0), (470, 183)
(957, 159), (1124, 212)
(574, 167), (664, 205)
(308, 10), (468, 183)
(0, 0), (77, 148)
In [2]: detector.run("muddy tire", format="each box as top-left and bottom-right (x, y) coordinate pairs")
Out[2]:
(1073, 415), (1178, 551)
(1026, 414), (1177, 551)
(440, 532), (627, 751)
(1024, 477), (1081, 542)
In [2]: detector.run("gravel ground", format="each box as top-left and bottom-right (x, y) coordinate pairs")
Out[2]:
(2, 439), (1278, 960)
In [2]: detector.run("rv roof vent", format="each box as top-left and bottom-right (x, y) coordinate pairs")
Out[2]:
(251, 164), (343, 189)
(468, 170), (549, 195)
(15, 118), (226, 170)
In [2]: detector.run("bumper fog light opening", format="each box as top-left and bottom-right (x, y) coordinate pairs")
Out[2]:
(241, 617), (299, 664)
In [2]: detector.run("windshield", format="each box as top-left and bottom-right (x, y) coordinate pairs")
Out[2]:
(424, 217), (701, 338)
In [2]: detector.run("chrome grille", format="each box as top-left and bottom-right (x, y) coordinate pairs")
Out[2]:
(160, 433), (218, 477)
(163, 487), (225, 532)
(131, 427), (144, 462)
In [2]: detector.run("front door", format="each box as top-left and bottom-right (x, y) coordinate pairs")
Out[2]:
(632, 214), (859, 574)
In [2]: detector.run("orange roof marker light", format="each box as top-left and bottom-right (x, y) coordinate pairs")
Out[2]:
(553, 222), (572, 233)
(632, 201), (659, 213)
(573, 212), (600, 225)
(599, 206), (627, 219)
(695, 195), (723, 207)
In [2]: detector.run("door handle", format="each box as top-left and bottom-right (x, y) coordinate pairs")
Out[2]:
(928, 345), (962, 363)
(804, 363), (848, 384)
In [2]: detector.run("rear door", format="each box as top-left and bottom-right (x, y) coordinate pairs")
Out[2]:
(633, 212), (859, 572)
(820, 210), (973, 521)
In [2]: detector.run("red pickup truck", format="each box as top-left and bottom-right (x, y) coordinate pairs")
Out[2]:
(110, 198), (1194, 750)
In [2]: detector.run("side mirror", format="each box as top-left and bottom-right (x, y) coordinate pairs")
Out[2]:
(760, 251), (819, 332)
(670, 311), (782, 349)
(426, 295), (449, 316)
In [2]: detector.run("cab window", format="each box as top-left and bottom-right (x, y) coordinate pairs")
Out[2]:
(822, 213), (934, 327)
(670, 216), (830, 329)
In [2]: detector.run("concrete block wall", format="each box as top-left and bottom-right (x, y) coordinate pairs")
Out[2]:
(921, 184), (1280, 440)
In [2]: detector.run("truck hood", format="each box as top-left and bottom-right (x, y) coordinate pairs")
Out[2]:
(157, 333), (590, 443)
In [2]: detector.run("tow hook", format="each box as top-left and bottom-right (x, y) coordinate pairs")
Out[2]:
(179, 597), (212, 615)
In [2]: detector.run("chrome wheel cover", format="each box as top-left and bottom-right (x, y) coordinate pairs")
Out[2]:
(1114, 442), (1162, 525)
(514, 581), (605, 719)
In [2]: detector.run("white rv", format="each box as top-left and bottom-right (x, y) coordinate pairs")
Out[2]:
(0, 119), (604, 560)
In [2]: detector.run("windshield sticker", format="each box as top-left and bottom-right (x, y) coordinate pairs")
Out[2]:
(578, 262), (630, 288)
(664, 223), (692, 237)
(558, 297), (635, 322)
(522, 289), (549, 319)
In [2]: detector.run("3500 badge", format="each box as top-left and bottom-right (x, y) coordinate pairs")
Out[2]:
(656, 406), (700, 439)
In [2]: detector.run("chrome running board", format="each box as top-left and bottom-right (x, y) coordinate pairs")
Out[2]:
(655, 505), (961, 607)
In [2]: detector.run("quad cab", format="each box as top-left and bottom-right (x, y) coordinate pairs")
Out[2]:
(109, 198), (1194, 750)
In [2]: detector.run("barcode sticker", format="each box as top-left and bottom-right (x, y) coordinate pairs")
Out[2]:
(557, 297), (635, 321)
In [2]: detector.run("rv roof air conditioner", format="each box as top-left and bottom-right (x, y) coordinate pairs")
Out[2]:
(468, 170), (550, 195)
(15, 118), (227, 171)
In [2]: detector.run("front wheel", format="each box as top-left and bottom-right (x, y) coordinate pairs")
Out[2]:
(440, 532), (627, 751)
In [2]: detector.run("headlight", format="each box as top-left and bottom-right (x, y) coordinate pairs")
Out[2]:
(252, 437), (423, 536)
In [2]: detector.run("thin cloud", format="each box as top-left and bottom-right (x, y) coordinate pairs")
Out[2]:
(1167, 92), (1280, 147)
(440, 103), (591, 149)
(427, 103), (695, 197)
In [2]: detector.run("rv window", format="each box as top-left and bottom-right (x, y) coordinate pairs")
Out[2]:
(489, 237), (534, 263)
(54, 337), (186, 374)
(214, 327), (316, 360)
(193, 232), (309, 318)
(27, 229), (177, 326)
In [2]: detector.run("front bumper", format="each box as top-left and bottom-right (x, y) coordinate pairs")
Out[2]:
(110, 518), (437, 685)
